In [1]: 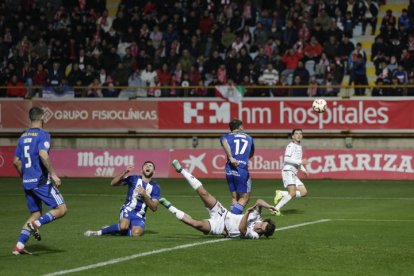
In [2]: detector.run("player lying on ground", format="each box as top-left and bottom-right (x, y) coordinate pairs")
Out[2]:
(159, 160), (276, 239)
(84, 161), (160, 237)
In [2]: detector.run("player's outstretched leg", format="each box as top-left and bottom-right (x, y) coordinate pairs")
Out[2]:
(159, 197), (210, 233)
(160, 197), (185, 220)
(172, 160), (201, 190)
(274, 190), (283, 205)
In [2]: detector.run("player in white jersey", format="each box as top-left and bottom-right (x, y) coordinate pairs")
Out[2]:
(272, 129), (309, 216)
(159, 160), (276, 239)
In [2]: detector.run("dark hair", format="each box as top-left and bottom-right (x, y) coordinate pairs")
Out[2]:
(29, 107), (44, 122)
(263, 218), (276, 238)
(142, 160), (155, 169)
(291, 128), (303, 137)
(229, 119), (243, 131)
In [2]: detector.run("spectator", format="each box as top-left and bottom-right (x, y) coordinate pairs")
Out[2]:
(361, 0), (379, 35)
(7, 75), (27, 97)
(349, 54), (368, 96)
(259, 63), (279, 86)
(319, 73), (340, 97)
(303, 36), (323, 62)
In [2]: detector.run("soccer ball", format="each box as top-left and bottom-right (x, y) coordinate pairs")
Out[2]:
(312, 98), (327, 113)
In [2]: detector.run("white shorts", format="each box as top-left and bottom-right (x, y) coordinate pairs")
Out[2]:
(207, 201), (228, 235)
(282, 170), (304, 188)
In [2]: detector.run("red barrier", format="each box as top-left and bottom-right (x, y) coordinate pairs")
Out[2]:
(2, 99), (414, 133)
(2, 148), (413, 180)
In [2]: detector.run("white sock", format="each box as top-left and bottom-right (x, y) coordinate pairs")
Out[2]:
(16, 242), (25, 249)
(168, 206), (185, 220)
(97, 230), (103, 236)
(281, 191), (289, 196)
(296, 191), (301, 198)
(275, 194), (292, 210)
(181, 170), (202, 190)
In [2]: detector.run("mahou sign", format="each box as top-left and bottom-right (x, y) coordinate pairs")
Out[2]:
(2, 98), (414, 132)
(1, 148), (414, 180)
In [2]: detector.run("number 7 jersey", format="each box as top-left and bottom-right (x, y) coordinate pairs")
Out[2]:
(15, 128), (51, 190)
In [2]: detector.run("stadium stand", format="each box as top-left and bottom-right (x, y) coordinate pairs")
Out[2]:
(0, 0), (412, 98)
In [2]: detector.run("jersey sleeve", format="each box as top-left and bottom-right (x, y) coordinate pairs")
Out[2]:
(150, 183), (161, 200)
(38, 133), (51, 152)
(220, 134), (228, 143)
(122, 175), (133, 186)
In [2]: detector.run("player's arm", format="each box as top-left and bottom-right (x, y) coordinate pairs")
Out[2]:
(136, 186), (159, 212)
(220, 137), (239, 167)
(239, 205), (257, 236)
(111, 166), (134, 186)
(39, 150), (61, 187)
(13, 156), (22, 177)
(255, 199), (277, 213)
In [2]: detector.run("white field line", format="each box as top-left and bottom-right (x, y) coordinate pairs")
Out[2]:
(43, 219), (330, 276)
(333, 218), (414, 222)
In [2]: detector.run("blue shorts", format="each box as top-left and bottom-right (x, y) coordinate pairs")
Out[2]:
(225, 167), (251, 194)
(25, 184), (65, 213)
(119, 208), (146, 229)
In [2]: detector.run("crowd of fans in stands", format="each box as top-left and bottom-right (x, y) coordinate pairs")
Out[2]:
(0, 0), (414, 98)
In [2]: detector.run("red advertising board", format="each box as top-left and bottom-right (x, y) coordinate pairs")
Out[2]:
(2, 99), (414, 133)
(2, 148), (414, 180)
(0, 100), (158, 132)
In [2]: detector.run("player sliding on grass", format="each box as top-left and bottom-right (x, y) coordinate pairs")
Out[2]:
(84, 161), (160, 237)
(159, 160), (276, 239)
(272, 129), (309, 216)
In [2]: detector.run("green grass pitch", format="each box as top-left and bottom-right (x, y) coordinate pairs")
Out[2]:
(1, 178), (414, 275)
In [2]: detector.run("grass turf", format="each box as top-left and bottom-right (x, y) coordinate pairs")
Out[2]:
(0, 178), (413, 275)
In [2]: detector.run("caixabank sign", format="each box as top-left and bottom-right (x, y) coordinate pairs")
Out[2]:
(1, 148), (413, 180)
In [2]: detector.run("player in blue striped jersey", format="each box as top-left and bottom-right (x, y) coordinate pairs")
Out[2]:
(220, 119), (255, 214)
(12, 107), (67, 255)
(84, 161), (160, 238)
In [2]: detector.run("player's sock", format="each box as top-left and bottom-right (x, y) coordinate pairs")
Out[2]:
(167, 205), (185, 220)
(230, 203), (245, 214)
(281, 191), (289, 196)
(181, 169), (202, 190)
(275, 194), (292, 210)
(36, 212), (55, 226)
(16, 229), (30, 247)
(296, 191), (301, 198)
(101, 224), (120, 235)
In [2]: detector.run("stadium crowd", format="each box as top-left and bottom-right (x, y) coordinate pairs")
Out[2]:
(0, 0), (413, 98)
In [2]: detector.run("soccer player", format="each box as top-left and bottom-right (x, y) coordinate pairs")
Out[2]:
(159, 160), (276, 239)
(84, 161), (160, 237)
(272, 129), (309, 216)
(12, 106), (67, 255)
(220, 119), (255, 214)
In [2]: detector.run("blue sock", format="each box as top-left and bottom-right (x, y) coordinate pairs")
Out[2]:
(38, 212), (55, 226)
(231, 203), (245, 214)
(101, 224), (120, 235)
(17, 229), (31, 245)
